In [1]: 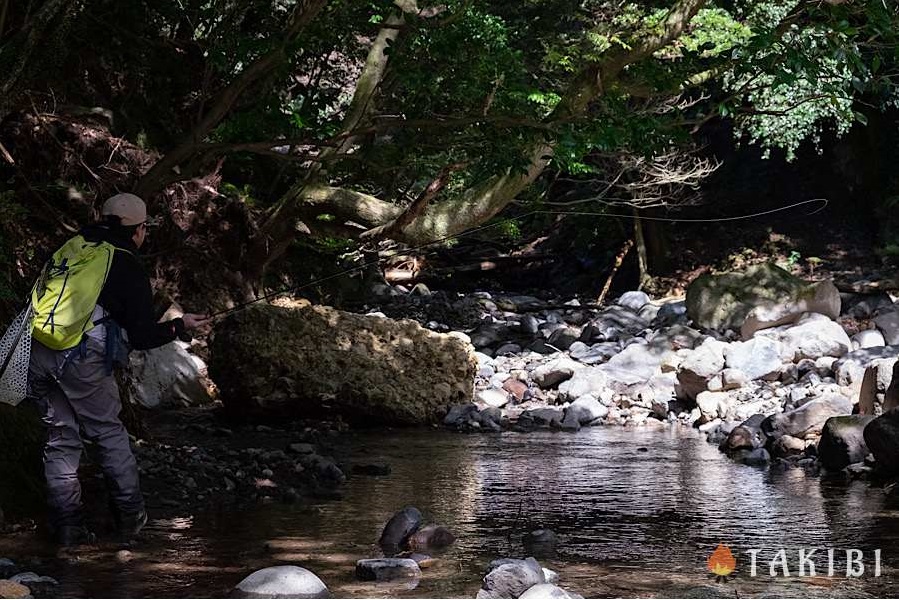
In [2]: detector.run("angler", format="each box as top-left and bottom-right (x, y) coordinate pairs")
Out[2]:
(25, 193), (208, 547)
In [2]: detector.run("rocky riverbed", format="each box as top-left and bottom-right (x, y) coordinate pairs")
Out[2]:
(342, 263), (899, 501)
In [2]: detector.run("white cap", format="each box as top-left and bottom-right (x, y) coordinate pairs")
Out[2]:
(101, 193), (147, 226)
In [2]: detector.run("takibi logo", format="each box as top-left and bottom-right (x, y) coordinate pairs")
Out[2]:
(707, 543), (737, 582)
(706, 545), (884, 580)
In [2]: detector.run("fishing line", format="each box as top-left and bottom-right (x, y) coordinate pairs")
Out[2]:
(205, 198), (828, 320)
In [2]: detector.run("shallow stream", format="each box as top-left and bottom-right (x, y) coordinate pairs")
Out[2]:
(5, 427), (899, 597)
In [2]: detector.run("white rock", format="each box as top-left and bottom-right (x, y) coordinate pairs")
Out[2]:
(617, 291), (651, 312)
(477, 389), (510, 408)
(558, 368), (608, 401)
(852, 329), (886, 350)
(696, 391), (732, 419)
(232, 566), (329, 599)
(130, 341), (211, 408)
(724, 337), (786, 381)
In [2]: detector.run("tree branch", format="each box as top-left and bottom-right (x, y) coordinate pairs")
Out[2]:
(134, 0), (328, 198)
(359, 162), (466, 240)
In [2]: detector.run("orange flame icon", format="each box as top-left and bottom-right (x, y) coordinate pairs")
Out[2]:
(708, 543), (736, 578)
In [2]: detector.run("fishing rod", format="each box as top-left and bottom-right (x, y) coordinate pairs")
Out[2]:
(204, 198), (828, 321)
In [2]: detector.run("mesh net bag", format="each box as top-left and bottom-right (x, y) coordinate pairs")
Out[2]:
(0, 305), (33, 406)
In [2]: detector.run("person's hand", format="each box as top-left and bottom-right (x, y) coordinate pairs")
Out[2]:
(182, 313), (211, 331)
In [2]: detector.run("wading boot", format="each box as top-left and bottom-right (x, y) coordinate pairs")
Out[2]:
(117, 509), (148, 540)
(56, 525), (97, 547)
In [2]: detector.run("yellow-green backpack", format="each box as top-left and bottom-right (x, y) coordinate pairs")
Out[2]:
(31, 235), (116, 350)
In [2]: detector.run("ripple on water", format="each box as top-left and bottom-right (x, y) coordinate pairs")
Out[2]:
(6, 426), (899, 597)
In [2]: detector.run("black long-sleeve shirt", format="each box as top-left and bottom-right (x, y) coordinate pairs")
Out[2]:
(80, 224), (182, 350)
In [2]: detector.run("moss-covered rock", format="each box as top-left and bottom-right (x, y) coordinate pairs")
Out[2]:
(207, 302), (477, 426)
(685, 263), (839, 336)
(0, 402), (45, 517)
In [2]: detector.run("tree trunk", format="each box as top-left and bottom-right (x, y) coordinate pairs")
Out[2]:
(633, 210), (651, 290)
(243, 0), (708, 287)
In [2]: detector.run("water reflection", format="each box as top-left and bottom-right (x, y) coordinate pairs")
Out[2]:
(6, 426), (899, 597)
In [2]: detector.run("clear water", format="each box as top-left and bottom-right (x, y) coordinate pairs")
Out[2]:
(7, 426), (899, 598)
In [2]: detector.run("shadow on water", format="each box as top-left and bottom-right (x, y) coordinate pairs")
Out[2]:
(4, 426), (899, 597)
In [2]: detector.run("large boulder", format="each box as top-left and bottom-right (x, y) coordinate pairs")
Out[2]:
(208, 303), (477, 425)
(685, 263), (839, 335)
(128, 341), (212, 408)
(761, 394), (853, 439)
(231, 566), (329, 599)
(863, 409), (899, 474)
(818, 415), (875, 471)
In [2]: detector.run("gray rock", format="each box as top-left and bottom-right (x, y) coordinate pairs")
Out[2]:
(130, 341), (212, 408)
(0, 559), (16, 579)
(875, 309), (899, 345)
(518, 408), (564, 429)
(379, 506), (422, 552)
(639, 304), (661, 323)
(498, 296), (546, 312)
(599, 342), (672, 389)
(590, 306), (649, 337)
(566, 396), (608, 424)
(444, 404), (479, 426)
(762, 394), (853, 439)
(519, 315), (540, 335)
(478, 559), (546, 599)
(863, 409), (899, 475)
(531, 358), (581, 389)
(834, 346), (899, 387)
(569, 342), (619, 365)
(407, 524), (456, 551)
(720, 424), (764, 453)
(9, 572), (57, 586)
(648, 325), (704, 350)
(771, 434), (806, 458)
(655, 300), (688, 326)
(496, 343), (523, 356)
(723, 337), (785, 380)
(818, 415), (875, 471)
(735, 447), (771, 466)
(519, 584), (583, 599)
(523, 529), (558, 558)
(617, 291), (651, 312)
(355, 559), (421, 582)
(231, 566), (329, 599)
(547, 327), (581, 351)
(843, 293), (893, 319)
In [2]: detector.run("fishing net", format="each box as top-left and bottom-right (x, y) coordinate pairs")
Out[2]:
(0, 305), (33, 406)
